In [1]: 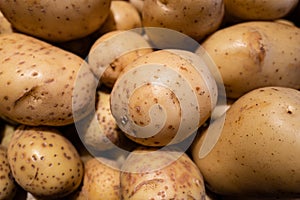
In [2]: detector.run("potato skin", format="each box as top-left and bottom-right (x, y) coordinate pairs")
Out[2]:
(224, 0), (299, 20)
(192, 87), (300, 197)
(0, 0), (111, 42)
(142, 0), (224, 41)
(201, 21), (300, 99)
(121, 148), (206, 200)
(0, 33), (96, 126)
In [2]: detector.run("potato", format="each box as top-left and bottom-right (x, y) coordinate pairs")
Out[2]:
(77, 157), (120, 200)
(142, 0), (224, 41)
(78, 90), (127, 151)
(0, 0), (111, 42)
(0, 146), (17, 200)
(7, 125), (84, 199)
(98, 1), (142, 35)
(120, 148), (206, 200)
(199, 21), (300, 99)
(0, 33), (96, 126)
(224, 0), (299, 21)
(110, 49), (218, 146)
(192, 87), (300, 197)
(88, 30), (153, 88)
(129, 0), (144, 13)
(0, 11), (13, 34)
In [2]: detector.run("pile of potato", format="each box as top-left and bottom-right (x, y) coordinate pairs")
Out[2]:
(0, 0), (300, 199)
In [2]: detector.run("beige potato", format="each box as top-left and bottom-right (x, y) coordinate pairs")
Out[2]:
(110, 49), (218, 146)
(224, 0), (299, 20)
(0, 0), (111, 42)
(98, 1), (142, 34)
(0, 146), (17, 200)
(129, 0), (144, 13)
(0, 11), (13, 34)
(77, 157), (120, 200)
(142, 0), (224, 41)
(79, 90), (128, 151)
(200, 21), (300, 99)
(192, 87), (300, 197)
(121, 148), (206, 200)
(88, 30), (153, 88)
(0, 33), (96, 126)
(7, 125), (84, 199)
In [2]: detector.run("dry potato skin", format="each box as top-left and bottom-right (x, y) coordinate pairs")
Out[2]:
(0, 33), (95, 126)
(192, 87), (300, 197)
(7, 125), (84, 199)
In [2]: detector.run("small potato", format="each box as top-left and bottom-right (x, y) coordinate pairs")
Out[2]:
(98, 1), (142, 34)
(7, 125), (84, 199)
(121, 148), (206, 200)
(77, 157), (120, 200)
(192, 87), (300, 197)
(0, 146), (17, 200)
(142, 0), (224, 41)
(79, 90), (127, 151)
(0, 33), (96, 126)
(200, 21), (300, 99)
(0, 0), (111, 42)
(0, 11), (13, 34)
(88, 30), (153, 88)
(224, 0), (299, 21)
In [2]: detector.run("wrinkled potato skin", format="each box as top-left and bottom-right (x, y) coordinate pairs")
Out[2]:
(142, 0), (224, 41)
(0, 33), (96, 126)
(224, 0), (299, 20)
(201, 21), (300, 99)
(192, 87), (300, 197)
(0, 0), (111, 42)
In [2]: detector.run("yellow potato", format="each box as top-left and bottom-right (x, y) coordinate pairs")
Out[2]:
(192, 86), (300, 197)
(121, 148), (206, 200)
(0, 33), (96, 126)
(142, 0), (224, 41)
(0, 0), (111, 42)
(224, 0), (299, 20)
(98, 0), (142, 34)
(200, 21), (300, 99)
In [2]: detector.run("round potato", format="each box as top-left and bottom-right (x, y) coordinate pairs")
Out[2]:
(0, 33), (96, 126)
(142, 0), (224, 41)
(88, 30), (153, 88)
(77, 157), (120, 200)
(224, 0), (299, 21)
(98, 0), (142, 34)
(110, 49), (218, 146)
(0, 0), (111, 42)
(121, 148), (206, 200)
(7, 125), (84, 199)
(200, 21), (300, 99)
(192, 86), (300, 197)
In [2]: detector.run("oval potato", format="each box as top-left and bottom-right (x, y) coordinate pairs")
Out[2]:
(0, 33), (96, 126)
(192, 86), (300, 197)
(0, 0), (111, 42)
(200, 21), (300, 99)
(224, 0), (299, 20)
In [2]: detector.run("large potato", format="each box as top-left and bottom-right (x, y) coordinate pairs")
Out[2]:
(192, 86), (300, 197)
(224, 0), (299, 21)
(0, 33), (96, 126)
(0, 0), (111, 42)
(142, 0), (224, 41)
(121, 148), (206, 200)
(200, 21), (300, 99)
